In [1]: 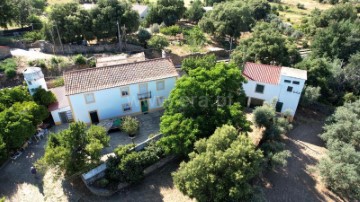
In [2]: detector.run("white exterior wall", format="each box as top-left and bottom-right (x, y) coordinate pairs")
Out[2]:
(51, 106), (71, 124)
(139, 8), (149, 20)
(243, 80), (280, 102)
(243, 77), (305, 116)
(68, 77), (177, 124)
(277, 75), (305, 116)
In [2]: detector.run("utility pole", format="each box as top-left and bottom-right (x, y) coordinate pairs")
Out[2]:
(121, 24), (127, 51)
(54, 24), (64, 54)
(48, 27), (56, 55)
(117, 20), (122, 51)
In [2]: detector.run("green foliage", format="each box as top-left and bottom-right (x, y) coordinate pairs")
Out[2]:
(0, 58), (17, 79)
(184, 26), (206, 52)
(27, 14), (43, 30)
(0, 136), (8, 163)
(33, 87), (57, 107)
(253, 103), (292, 168)
(28, 59), (47, 69)
(0, 0), (16, 28)
(160, 25), (181, 36)
(296, 3), (305, 9)
(231, 21), (301, 66)
(0, 86), (32, 111)
(121, 116), (139, 136)
(73, 54), (87, 65)
(23, 31), (44, 43)
(137, 27), (152, 44)
(11, 101), (48, 126)
(146, 0), (186, 26)
(0, 109), (36, 150)
(344, 52), (360, 95)
(52, 77), (65, 87)
(300, 86), (321, 107)
(185, 0), (205, 22)
(318, 100), (360, 199)
(95, 178), (109, 188)
(148, 35), (169, 50)
(159, 57), (250, 155)
(313, 3), (357, 28)
(173, 125), (264, 202)
(247, 0), (271, 20)
(47, 1), (139, 43)
(199, 1), (254, 39)
(181, 54), (216, 74)
(311, 20), (360, 62)
(39, 122), (109, 175)
(106, 142), (163, 184)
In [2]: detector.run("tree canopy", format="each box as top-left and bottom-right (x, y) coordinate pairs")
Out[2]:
(231, 22), (301, 66)
(159, 56), (250, 155)
(146, 0), (186, 26)
(185, 0), (205, 23)
(39, 122), (109, 175)
(318, 99), (360, 199)
(173, 125), (264, 202)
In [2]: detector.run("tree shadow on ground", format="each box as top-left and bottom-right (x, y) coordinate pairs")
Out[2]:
(0, 140), (46, 200)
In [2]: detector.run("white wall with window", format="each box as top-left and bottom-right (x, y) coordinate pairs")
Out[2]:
(68, 77), (177, 124)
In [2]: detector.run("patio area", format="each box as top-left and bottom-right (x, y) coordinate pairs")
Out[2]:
(101, 110), (163, 155)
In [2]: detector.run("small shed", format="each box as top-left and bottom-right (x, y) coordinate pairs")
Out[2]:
(48, 86), (73, 125)
(0, 46), (11, 60)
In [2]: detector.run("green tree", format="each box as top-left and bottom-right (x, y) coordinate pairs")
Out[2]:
(253, 103), (292, 168)
(0, 0), (16, 28)
(39, 122), (109, 175)
(300, 86), (321, 107)
(311, 20), (360, 62)
(146, 0), (186, 26)
(0, 136), (7, 162)
(159, 58), (250, 155)
(231, 21), (301, 66)
(160, 25), (181, 36)
(313, 3), (357, 28)
(121, 116), (139, 137)
(199, 1), (254, 40)
(181, 53), (216, 74)
(247, 0), (271, 20)
(33, 87), (57, 107)
(0, 109), (36, 150)
(184, 26), (207, 52)
(0, 86), (32, 112)
(185, 0), (205, 23)
(318, 100), (360, 199)
(11, 101), (48, 126)
(137, 27), (152, 45)
(173, 125), (264, 202)
(148, 35), (169, 50)
(73, 54), (87, 65)
(344, 52), (360, 95)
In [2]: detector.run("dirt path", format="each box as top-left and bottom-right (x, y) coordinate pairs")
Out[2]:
(262, 110), (343, 202)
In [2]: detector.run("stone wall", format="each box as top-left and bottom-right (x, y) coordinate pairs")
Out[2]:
(39, 41), (144, 55)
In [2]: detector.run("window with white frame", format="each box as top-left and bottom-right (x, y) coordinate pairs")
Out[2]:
(122, 103), (132, 112)
(84, 93), (95, 104)
(157, 96), (165, 106)
(156, 80), (165, 91)
(121, 86), (130, 97)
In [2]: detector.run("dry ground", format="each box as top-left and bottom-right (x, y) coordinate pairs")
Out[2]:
(261, 108), (343, 201)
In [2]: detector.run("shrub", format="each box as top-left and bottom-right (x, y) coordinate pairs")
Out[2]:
(33, 87), (57, 106)
(29, 59), (47, 69)
(23, 31), (44, 43)
(52, 77), (64, 87)
(95, 178), (109, 188)
(121, 116), (139, 136)
(160, 25), (181, 36)
(297, 3), (305, 9)
(4, 69), (16, 79)
(89, 59), (96, 67)
(73, 54), (87, 65)
(137, 28), (152, 44)
(148, 35), (169, 50)
(301, 85), (321, 107)
(150, 23), (160, 33)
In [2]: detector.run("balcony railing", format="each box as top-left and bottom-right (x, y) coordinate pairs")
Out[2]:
(138, 91), (151, 100)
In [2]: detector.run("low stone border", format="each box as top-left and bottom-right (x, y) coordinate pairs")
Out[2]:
(84, 155), (176, 197)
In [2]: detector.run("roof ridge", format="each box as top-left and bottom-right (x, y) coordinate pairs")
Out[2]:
(64, 57), (171, 75)
(245, 62), (283, 69)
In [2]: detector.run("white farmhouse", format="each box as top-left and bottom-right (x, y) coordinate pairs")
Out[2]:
(132, 4), (149, 20)
(63, 58), (179, 124)
(242, 62), (307, 118)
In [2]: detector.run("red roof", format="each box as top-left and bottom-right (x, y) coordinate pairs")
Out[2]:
(243, 62), (281, 85)
(48, 86), (69, 111)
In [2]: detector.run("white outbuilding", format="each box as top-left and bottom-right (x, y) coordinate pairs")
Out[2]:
(242, 62), (307, 118)
(22, 67), (47, 95)
(132, 4), (149, 20)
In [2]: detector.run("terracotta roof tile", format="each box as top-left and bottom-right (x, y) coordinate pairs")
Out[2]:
(243, 62), (282, 85)
(64, 58), (178, 95)
(48, 86), (69, 111)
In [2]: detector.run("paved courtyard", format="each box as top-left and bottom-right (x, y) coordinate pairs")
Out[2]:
(0, 111), (162, 201)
